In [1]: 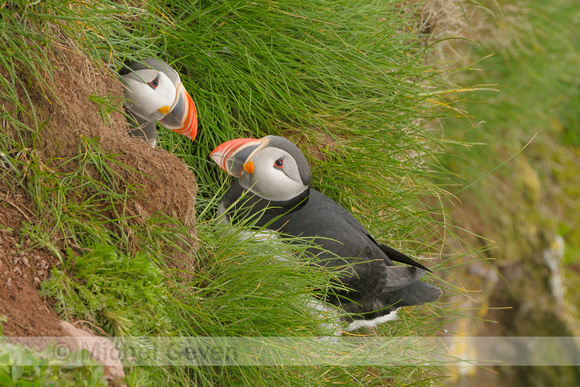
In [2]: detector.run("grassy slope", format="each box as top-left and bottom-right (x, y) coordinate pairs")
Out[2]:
(0, 1), (471, 385)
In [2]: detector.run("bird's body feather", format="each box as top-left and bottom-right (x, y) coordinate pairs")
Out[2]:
(211, 135), (441, 325)
(222, 180), (441, 319)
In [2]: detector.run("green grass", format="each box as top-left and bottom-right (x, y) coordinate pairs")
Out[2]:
(438, 0), (580, 259)
(0, 343), (107, 386)
(40, 245), (172, 336)
(434, 4), (580, 368)
(0, 318), (107, 387)
(0, 0), (474, 385)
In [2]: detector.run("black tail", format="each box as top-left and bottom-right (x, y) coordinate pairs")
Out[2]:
(378, 243), (432, 272)
(340, 281), (442, 320)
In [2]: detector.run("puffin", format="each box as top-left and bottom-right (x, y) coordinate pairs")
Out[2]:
(119, 58), (198, 147)
(210, 135), (442, 331)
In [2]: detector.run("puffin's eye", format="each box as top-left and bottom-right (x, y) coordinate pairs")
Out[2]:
(147, 74), (161, 89)
(274, 157), (285, 170)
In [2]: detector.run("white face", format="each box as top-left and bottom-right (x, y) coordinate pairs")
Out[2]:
(240, 146), (308, 201)
(122, 69), (176, 122)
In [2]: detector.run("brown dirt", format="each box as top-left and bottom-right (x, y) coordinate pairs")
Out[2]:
(0, 40), (199, 381)
(0, 214), (65, 337)
(9, 43), (198, 234)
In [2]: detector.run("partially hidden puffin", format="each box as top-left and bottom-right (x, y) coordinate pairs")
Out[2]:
(210, 135), (442, 331)
(119, 58), (198, 147)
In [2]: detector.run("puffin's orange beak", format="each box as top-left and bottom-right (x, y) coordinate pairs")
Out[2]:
(158, 83), (198, 141)
(210, 137), (267, 177)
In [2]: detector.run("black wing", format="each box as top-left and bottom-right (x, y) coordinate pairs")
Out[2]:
(330, 257), (427, 301)
(341, 280), (442, 319)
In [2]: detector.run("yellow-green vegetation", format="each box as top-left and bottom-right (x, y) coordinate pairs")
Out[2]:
(440, 1), (580, 385)
(442, 0), (580, 291)
(443, 0), (580, 250)
(0, 340), (107, 387)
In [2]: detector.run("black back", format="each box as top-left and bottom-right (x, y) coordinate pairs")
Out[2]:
(222, 180), (441, 316)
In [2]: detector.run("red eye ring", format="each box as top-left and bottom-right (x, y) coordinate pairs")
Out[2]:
(274, 157), (284, 170)
(147, 74), (161, 89)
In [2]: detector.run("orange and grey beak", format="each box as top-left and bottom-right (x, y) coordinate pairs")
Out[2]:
(158, 83), (198, 141)
(210, 137), (268, 177)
